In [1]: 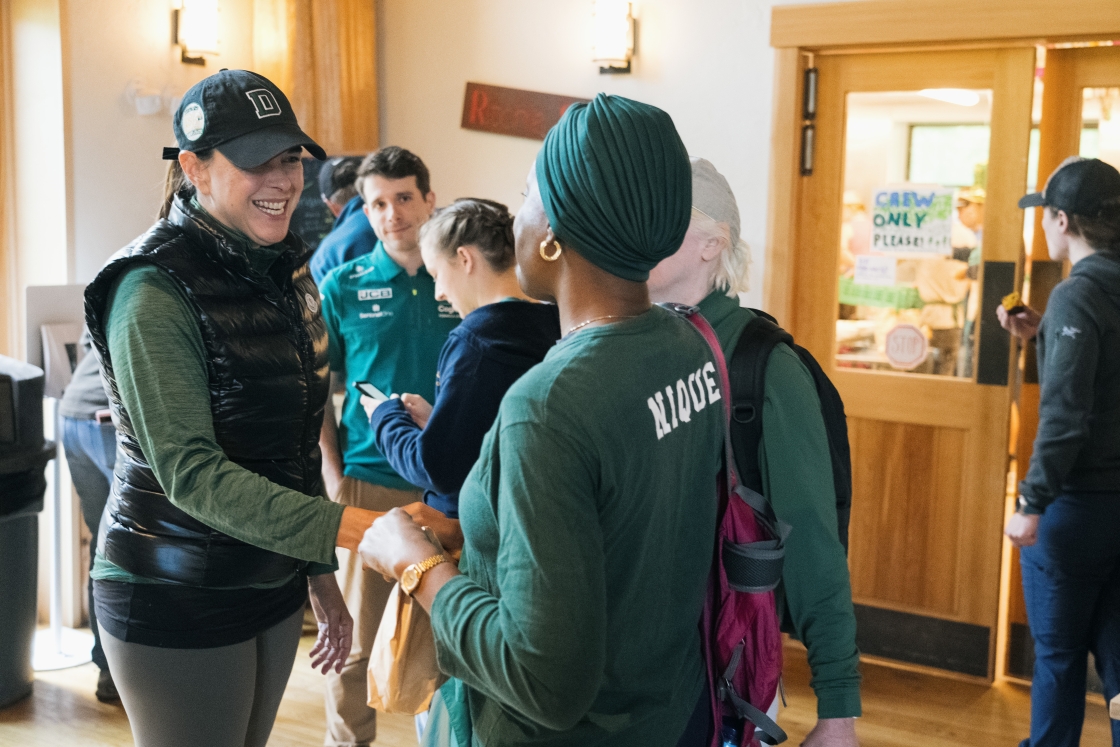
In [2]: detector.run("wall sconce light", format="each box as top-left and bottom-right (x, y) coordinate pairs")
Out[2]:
(173, 0), (220, 66)
(592, 1), (634, 74)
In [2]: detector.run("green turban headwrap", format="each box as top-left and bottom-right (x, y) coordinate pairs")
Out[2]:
(535, 93), (691, 282)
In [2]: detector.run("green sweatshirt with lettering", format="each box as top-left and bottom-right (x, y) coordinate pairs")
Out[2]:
(699, 291), (861, 720)
(430, 306), (723, 746)
(91, 204), (343, 587)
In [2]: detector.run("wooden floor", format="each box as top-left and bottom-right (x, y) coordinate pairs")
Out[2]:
(0, 637), (1112, 746)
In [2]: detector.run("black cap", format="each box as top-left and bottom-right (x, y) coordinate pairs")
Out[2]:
(168, 69), (325, 168)
(1019, 157), (1120, 215)
(318, 156), (362, 200)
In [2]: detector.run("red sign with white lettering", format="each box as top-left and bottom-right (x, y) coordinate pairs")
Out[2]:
(461, 83), (589, 141)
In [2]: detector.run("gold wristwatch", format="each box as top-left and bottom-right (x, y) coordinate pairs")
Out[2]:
(400, 553), (449, 597)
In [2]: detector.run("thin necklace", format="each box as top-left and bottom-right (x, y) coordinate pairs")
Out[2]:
(566, 314), (639, 336)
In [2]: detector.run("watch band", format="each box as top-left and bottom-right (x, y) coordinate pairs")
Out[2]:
(402, 553), (449, 597)
(414, 553), (448, 576)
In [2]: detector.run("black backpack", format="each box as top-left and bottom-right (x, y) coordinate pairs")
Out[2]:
(728, 309), (853, 555)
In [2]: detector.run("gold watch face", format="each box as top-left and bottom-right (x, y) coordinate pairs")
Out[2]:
(401, 565), (422, 595)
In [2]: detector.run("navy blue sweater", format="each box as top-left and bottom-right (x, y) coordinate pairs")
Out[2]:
(372, 300), (560, 517)
(309, 195), (379, 285)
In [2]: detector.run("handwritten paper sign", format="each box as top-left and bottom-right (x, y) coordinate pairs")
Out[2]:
(853, 255), (897, 286)
(885, 324), (929, 370)
(461, 83), (589, 141)
(871, 185), (953, 256)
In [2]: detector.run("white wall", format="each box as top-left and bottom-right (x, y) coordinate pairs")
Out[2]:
(377, 0), (846, 307)
(63, 0), (256, 282)
(12, 0), (67, 293)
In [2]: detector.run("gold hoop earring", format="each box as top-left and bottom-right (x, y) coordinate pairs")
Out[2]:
(539, 240), (563, 261)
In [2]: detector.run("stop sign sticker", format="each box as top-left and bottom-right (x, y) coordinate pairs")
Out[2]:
(885, 324), (929, 370)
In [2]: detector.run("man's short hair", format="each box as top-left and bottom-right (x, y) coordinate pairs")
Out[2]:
(356, 146), (431, 200)
(319, 156), (362, 204)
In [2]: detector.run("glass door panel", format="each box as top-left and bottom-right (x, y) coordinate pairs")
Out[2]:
(837, 89), (992, 378)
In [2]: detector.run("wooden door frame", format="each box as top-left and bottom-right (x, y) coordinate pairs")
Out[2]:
(764, 0), (1120, 682)
(765, 0), (1120, 328)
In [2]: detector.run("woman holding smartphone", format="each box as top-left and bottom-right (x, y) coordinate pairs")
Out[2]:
(363, 198), (560, 522)
(1000, 157), (1120, 747)
(83, 70), (387, 747)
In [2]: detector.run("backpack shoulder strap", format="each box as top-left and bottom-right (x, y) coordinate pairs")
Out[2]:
(729, 311), (792, 494)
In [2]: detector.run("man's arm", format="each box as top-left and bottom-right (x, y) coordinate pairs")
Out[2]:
(318, 278), (348, 500)
(760, 346), (861, 730)
(320, 371), (346, 499)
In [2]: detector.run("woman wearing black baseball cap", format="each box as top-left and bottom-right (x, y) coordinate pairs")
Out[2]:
(999, 156), (1120, 747)
(81, 70), (428, 747)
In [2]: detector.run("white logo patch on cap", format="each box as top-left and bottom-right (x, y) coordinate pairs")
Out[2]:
(305, 293), (319, 313)
(181, 102), (206, 141)
(246, 89), (282, 119)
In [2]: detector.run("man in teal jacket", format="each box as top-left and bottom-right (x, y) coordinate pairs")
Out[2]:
(317, 146), (459, 747)
(648, 158), (861, 747)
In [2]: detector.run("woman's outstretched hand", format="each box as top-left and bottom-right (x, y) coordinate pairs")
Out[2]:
(403, 502), (463, 553)
(996, 304), (1042, 341)
(307, 573), (353, 674)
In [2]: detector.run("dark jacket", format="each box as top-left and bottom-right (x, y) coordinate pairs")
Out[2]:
(1020, 250), (1120, 512)
(372, 300), (560, 517)
(84, 193), (330, 586)
(309, 194), (379, 284)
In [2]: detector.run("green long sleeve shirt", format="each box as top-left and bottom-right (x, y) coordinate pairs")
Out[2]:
(430, 307), (722, 746)
(698, 291), (861, 719)
(91, 225), (344, 588)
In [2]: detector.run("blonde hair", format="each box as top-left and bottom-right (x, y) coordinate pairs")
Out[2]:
(691, 207), (750, 296)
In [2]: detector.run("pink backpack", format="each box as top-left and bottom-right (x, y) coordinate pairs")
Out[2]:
(674, 304), (789, 747)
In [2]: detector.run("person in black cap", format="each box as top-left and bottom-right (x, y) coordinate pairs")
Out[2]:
(81, 70), (442, 747)
(1000, 156), (1120, 747)
(320, 156), (363, 218)
(309, 155), (379, 284)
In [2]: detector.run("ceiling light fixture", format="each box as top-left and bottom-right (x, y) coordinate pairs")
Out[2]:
(173, 0), (220, 66)
(592, 1), (634, 75)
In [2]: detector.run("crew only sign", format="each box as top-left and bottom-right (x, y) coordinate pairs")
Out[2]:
(870, 186), (954, 256)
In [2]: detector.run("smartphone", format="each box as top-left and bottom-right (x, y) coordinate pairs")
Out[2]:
(354, 380), (390, 403)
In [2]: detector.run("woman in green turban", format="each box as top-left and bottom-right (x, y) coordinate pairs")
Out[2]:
(361, 94), (723, 746)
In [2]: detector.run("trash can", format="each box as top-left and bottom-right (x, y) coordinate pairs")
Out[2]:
(0, 355), (52, 709)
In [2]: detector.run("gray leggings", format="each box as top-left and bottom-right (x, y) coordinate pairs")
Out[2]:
(98, 608), (303, 747)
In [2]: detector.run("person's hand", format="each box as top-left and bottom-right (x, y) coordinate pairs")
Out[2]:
(307, 573), (353, 675)
(801, 718), (859, 746)
(403, 502), (464, 553)
(358, 508), (443, 581)
(1005, 511), (1040, 547)
(996, 304), (1042, 341)
(400, 394), (433, 429)
(360, 393), (399, 423)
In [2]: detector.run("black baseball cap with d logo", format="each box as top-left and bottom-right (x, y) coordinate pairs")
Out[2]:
(167, 69), (326, 169)
(1019, 157), (1120, 216)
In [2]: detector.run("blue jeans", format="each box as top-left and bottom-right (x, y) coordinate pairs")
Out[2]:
(60, 416), (117, 672)
(1020, 491), (1120, 747)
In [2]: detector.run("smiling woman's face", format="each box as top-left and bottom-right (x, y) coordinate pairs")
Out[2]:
(185, 147), (304, 246)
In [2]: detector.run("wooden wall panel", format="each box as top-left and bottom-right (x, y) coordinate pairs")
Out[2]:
(0, 0), (14, 358)
(254, 0), (379, 156)
(848, 418), (966, 616)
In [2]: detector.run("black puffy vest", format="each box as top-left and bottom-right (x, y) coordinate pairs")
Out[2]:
(85, 195), (330, 587)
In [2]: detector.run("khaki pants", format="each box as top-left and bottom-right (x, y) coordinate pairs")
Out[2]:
(324, 476), (422, 747)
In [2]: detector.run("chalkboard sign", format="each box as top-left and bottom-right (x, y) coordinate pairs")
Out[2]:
(291, 158), (337, 252)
